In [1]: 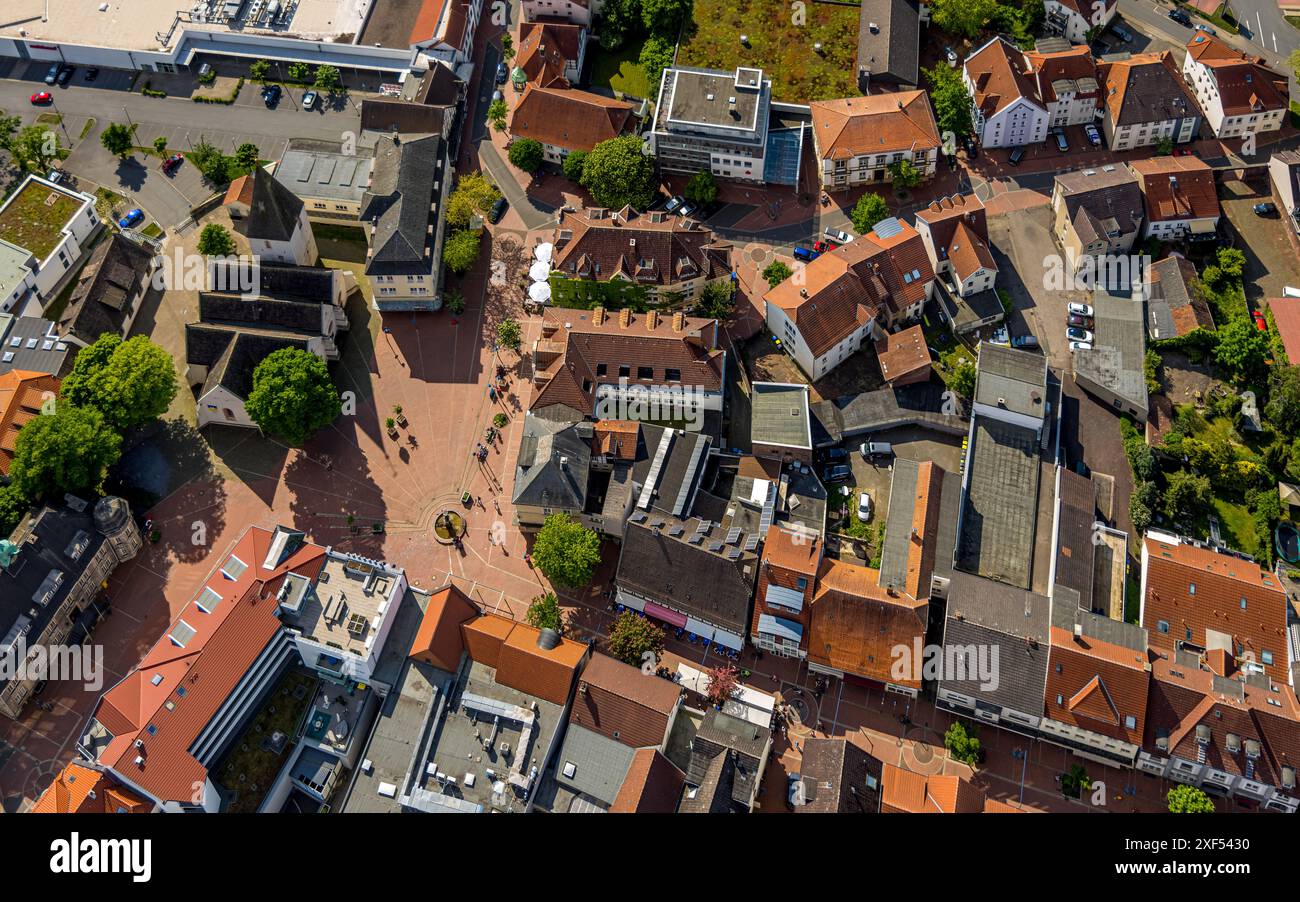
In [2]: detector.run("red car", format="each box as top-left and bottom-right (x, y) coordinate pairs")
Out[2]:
(813, 240), (837, 253)
(1253, 311), (1268, 331)
(30, 91), (52, 104)
(162, 153), (184, 174)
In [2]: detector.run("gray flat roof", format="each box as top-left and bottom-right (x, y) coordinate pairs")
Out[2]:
(0, 315), (71, 376)
(957, 417), (1041, 588)
(1073, 287), (1147, 411)
(275, 145), (374, 205)
(661, 67), (766, 134)
(975, 343), (1048, 421)
(552, 725), (637, 807)
(878, 457), (921, 592)
(750, 382), (811, 449)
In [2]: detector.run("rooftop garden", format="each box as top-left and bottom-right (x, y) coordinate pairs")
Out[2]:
(0, 180), (83, 260)
(213, 669), (318, 813)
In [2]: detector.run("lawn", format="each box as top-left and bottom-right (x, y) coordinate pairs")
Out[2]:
(676, 0), (862, 102)
(588, 43), (654, 100)
(0, 179), (83, 259)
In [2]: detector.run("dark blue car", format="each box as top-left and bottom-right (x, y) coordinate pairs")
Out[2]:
(118, 209), (144, 229)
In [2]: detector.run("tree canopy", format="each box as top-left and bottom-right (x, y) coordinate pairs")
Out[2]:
(100, 122), (135, 159)
(442, 229), (483, 274)
(508, 138), (545, 173)
(762, 260), (793, 289)
(607, 610), (666, 667)
(60, 334), (178, 432)
(562, 150), (588, 182)
(244, 347), (342, 446)
(532, 513), (602, 587)
(851, 193), (890, 234)
(580, 135), (657, 210)
(197, 223), (236, 257)
(1167, 784), (1215, 813)
(446, 172), (501, 230)
(10, 405), (123, 500)
(684, 169), (718, 207)
(924, 64), (975, 139)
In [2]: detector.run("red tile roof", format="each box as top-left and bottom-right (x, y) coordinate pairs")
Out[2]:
(610, 748), (686, 812)
(1025, 44), (1101, 105)
(965, 37), (1044, 119)
(32, 762), (152, 813)
(1046, 626), (1150, 746)
(1142, 534), (1289, 683)
(806, 558), (927, 686)
(1268, 298), (1300, 363)
(875, 324), (931, 385)
(408, 584), (478, 671)
(570, 653), (681, 748)
(462, 613), (587, 705)
(1186, 33), (1288, 116)
(1129, 156), (1219, 223)
(810, 91), (941, 162)
(91, 527), (328, 805)
(510, 86), (635, 153)
(881, 764), (1021, 813)
(0, 370), (58, 475)
(517, 19), (584, 88)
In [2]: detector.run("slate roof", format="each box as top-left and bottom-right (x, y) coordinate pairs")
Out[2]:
(678, 748), (737, 813)
(686, 708), (770, 810)
(512, 415), (592, 510)
(877, 458), (947, 600)
(208, 259), (339, 304)
(57, 233), (154, 346)
(795, 737), (881, 813)
(1098, 52), (1199, 128)
(363, 134), (443, 277)
(1054, 166), (1144, 246)
(243, 169), (305, 243)
(855, 0), (922, 86)
(198, 293), (323, 335)
(185, 324), (310, 400)
(0, 315), (71, 376)
(1145, 255), (1213, 339)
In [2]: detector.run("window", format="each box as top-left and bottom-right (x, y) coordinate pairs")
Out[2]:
(1188, 583), (1196, 595)
(796, 576), (808, 590)
(637, 366), (653, 380)
(1262, 650), (1274, 666)
(596, 363), (607, 377)
(1158, 620), (1169, 634)
(1125, 715), (1137, 730)
(1240, 597), (1247, 610)
(665, 368), (681, 381)
(618, 365), (630, 378)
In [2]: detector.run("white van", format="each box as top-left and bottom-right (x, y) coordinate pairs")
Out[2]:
(859, 441), (893, 458)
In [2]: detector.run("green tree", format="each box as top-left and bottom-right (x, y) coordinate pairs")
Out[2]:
(60, 334), (178, 432)
(642, 0), (691, 33)
(580, 135), (657, 210)
(442, 229), (483, 274)
(1215, 247), (1246, 279)
(313, 64), (343, 94)
(1266, 365), (1300, 433)
(638, 33), (676, 89)
(444, 288), (466, 314)
(889, 159), (922, 190)
(487, 98), (508, 131)
(233, 142), (260, 172)
(446, 172), (501, 230)
(508, 137), (545, 173)
(525, 592), (563, 632)
(1214, 318), (1268, 386)
(851, 192), (890, 234)
(1167, 784), (1215, 813)
(1163, 469), (1211, 522)
(600, 0), (644, 51)
(250, 59), (271, 82)
(607, 609), (666, 667)
(501, 34), (516, 63)
(684, 169), (718, 207)
(10, 126), (65, 174)
(948, 359), (976, 398)
(696, 279), (734, 320)
(532, 513), (602, 587)
(0, 114), (21, 154)
(1155, 136), (1174, 156)
(10, 406), (123, 501)
(153, 136), (169, 156)
(0, 483), (28, 538)
(497, 318), (523, 351)
(188, 139), (233, 185)
(762, 260), (793, 289)
(943, 719), (982, 766)
(924, 64), (975, 139)
(244, 347), (342, 446)
(288, 61), (311, 82)
(197, 222), (236, 257)
(100, 122), (135, 159)
(930, 0), (999, 38)
(562, 150), (588, 182)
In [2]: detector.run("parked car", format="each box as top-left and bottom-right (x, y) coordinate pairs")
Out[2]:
(1084, 124), (1102, 147)
(1011, 334), (1039, 349)
(1253, 311), (1268, 331)
(1069, 340), (1093, 352)
(1066, 326), (1094, 343)
(46, 169), (66, 185)
(787, 773), (803, 809)
(161, 153), (184, 174)
(30, 91), (52, 105)
(1254, 202), (1278, 216)
(44, 63), (60, 85)
(489, 196), (508, 224)
(824, 227), (853, 245)
(262, 84), (282, 107)
(495, 62), (509, 85)
(678, 200), (698, 218)
(821, 446), (849, 463)
(1067, 301), (1094, 317)
(1068, 313), (1094, 328)
(945, 47), (958, 65)
(1053, 129), (1069, 152)
(793, 245), (819, 262)
(989, 326), (1010, 346)
(302, 90), (318, 111)
(1112, 24), (1134, 42)
(1194, 23), (1217, 35)
(1169, 8), (1192, 26)
(822, 464), (852, 483)
(859, 441), (893, 458)
(118, 209), (144, 229)
(84, 67), (100, 82)
(664, 195), (685, 214)
(813, 240), (837, 253)
(56, 66), (74, 86)
(856, 492), (874, 522)
(1008, 145), (1026, 166)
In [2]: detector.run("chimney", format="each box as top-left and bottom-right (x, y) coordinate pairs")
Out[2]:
(646, 309), (659, 330)
(1074, 623), (1084, 641)
(592, 306), (606, 326)
(672, 311), (686, 332)
(619, 307), (632, 328)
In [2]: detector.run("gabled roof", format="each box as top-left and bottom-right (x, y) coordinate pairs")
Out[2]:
(517, 19), (584, 88)
(570, 652), (681, 749)
(363, 134), (443, 276)
(90, 527), (328, 805)
(875, 323), (930, 384)
(881, 764), (1015, 813)
(795, 736), (882, 812)
(611, 748), (687, 813)
(809, 90), (940, 162)
(947, 220), (998, 283)
(1025, 44), (1100, 105)
(32, 762), (152, 813)
(1098, 51), (1199, 128)
(510, 85), (635, 153)
(1053, 166), (1143, 245)
(408, 583), (478, 671)
(914, 193), (989, 256)
(1046, 607), (1150, 746)
(57, 233), (154, 345)
(460, 612), (586, 705)
(876, 459), (947, 600)
(965, 36), (1046, 119)
(551, 205), (731, 290)
(807, 558), (927, 686)
(0, 369), (58, 475)
(855, 0), (922, 86)
(1186, 33), (1288, 116)
(512, 415), (592, 510)
(1146, 254), (1213, 339)
(1129, 156), (1219, 222)
(241, 169), (305, 243)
